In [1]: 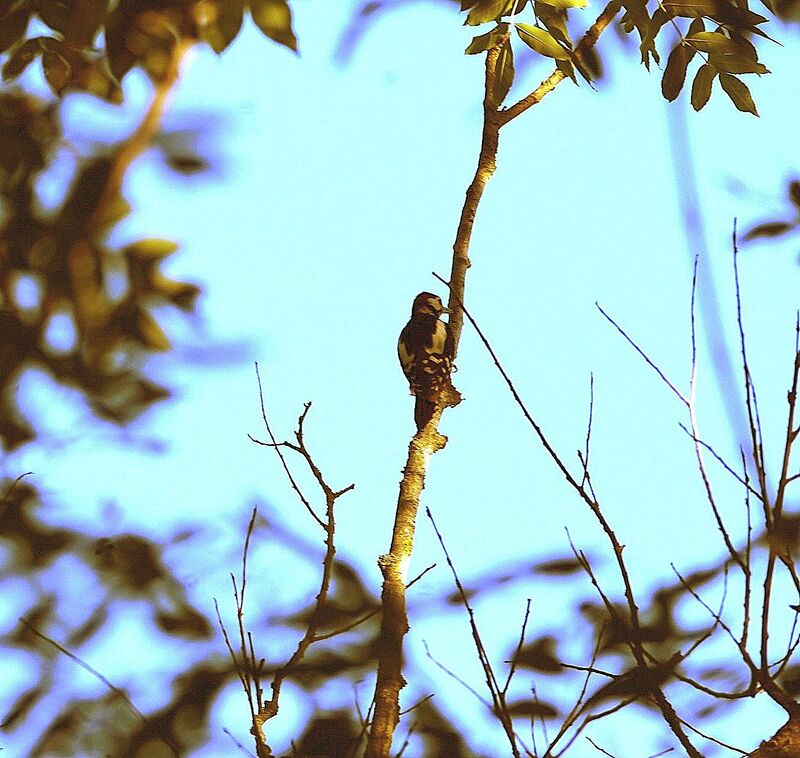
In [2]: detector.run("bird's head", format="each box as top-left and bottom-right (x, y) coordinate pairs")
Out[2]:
(411, 292), (450, 318)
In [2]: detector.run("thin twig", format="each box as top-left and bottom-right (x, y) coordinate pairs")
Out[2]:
(0, 471), (32, 514)
(19, 619), (146, 723)
(312, 564), (435, 643)
(399, 694), (434, 716)
(251, 364), (325, 529)
(426, 506), (522, 758)
(19, 619), (181, 755)
(255, 406), (352, 743)
(596, 303), (688, 407)
(676, 716), (747, 755)
(423, 639), (490, 708)
(676, 425), (761, 499)
(586, 737), (616, 757)
(579, 375), (595, 495)
(687, 256), (748, 575)
(531, 683), (550, 754)
(551, 697), (637, 758)
(544, 629), (606, 755)
(223, 726), (259, 757)
(393, 719), (418, 758)
(438, 279), (699, 754)
(501, 1), (622, 123)
(503, 598), (533, 695)
(742, 448), (753, 652)
(671, 564), (757, 677)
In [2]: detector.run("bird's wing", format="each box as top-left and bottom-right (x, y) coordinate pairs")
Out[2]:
(398, 323), (415, 374)
(429, 319), (447, 355)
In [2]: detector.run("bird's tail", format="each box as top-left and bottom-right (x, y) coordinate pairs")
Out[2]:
(414, 397), (436, 431)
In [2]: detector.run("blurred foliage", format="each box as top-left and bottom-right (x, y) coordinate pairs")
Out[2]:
(0, 483), (489, 757)
(0, 1), (301, 755)
(2, 0), (800, 755)
(0, 90), (200, 450)
(0, 0), (297, 99)
(744, 178), (800, 250)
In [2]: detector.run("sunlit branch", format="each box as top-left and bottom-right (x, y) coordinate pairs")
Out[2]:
(501, 1), (622, 124)
(370, 4), (638, 753)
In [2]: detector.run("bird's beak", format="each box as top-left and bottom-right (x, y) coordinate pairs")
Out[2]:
(440, 305), (452, 315)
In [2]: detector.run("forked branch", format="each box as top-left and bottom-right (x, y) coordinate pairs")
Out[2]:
(218, 376), (354, 757)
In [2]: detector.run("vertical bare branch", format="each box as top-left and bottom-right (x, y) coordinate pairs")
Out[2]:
(687, 257), (748, 575)
(369, 8), (623, 754)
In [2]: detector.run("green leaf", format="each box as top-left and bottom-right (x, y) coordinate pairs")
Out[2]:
(90, 197), (131, 233)
(790, 181), (800, 210)
(690, 63), (715, 110)
(727, 31), (758, 60)
(515, 23), (570, 59)
(536, 0), (588, 9)
(719, 72), (758, 115)
(661, 42), (695, 101)
(2, 38), (42, 80)
(42, 49), (72, 92)
(106, 1), (138, 82)
(619, 0), (648, 38)
(250, 0), (297, 52)
(199, 0), (245, 54)
(685, 30), (737, 54)
(465, 0), (514, 24)
(465, 24), (507, 54)
(507, 699), (560, 718)
(743, 221), (793, 240)
(571, 49), (596, 84)
(124, 239), (180, 260)
(62, 0), (107, 48)
(556, 57), (578, 84)
(661, 0), (718, 17)
(491, 38), (515, 106)
(534, 2), (571, 46)
(638, 6), (668, 68)
(37, 0), (69, 33)
(137, 309), (171, 351)
(708, 52), (769, 75)
(686, 16), (704, 35)
(710, 4), (770, 30)
(0, 7), (30, 54)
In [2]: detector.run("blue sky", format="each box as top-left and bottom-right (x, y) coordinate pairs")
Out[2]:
(5, 1), (800, 755)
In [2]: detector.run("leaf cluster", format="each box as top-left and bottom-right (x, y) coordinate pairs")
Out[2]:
(659, 12), (771, 115)
(461, 0), (777, 114)
(0, 480), (217, 756)
(0, 0), (297, 99)
(463, 0), (591, 104)
(0, 92), (201, 450)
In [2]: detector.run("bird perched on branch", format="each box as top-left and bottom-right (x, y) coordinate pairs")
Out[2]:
(398, 292), (454, 431)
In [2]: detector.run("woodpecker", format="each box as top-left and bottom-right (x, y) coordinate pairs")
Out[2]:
(398, 292), (452, 430)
